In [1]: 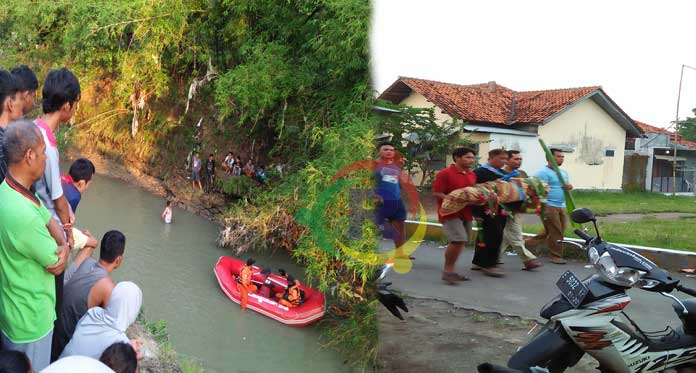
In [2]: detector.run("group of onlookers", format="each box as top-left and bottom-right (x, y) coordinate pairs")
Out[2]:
(190, 151), (269, 192)
(0, 65), (144, 372)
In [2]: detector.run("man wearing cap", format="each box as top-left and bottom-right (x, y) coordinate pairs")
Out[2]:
(237, 258), (258, 311)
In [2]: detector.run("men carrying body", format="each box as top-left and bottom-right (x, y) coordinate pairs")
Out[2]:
(526, 148), (573, 264)
(471, 149), (508, 277)
(432, 147), (477, 284)
(52, 230), (125, 361)
(0, 120), (69, 370)
(500, 150), (542, 270)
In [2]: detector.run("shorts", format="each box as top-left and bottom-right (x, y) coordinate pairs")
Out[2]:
(192, 169), (201, 181)
(375, 199), (407, 223)
(442, 218), (472, 243)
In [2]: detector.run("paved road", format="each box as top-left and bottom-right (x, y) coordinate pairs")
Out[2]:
(380, 238), (696, 329)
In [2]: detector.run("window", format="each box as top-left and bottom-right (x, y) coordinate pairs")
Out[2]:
(605, 149), (615, 157)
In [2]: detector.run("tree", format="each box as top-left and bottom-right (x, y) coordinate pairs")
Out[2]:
(375, 101), (477, 187)
(677, 108), (696, 142)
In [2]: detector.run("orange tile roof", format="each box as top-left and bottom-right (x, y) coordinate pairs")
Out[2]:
(634, 120), (696, 150)
(380, 77), (601, 125)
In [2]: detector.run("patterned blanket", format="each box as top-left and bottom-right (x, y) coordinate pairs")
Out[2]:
(440, 177), (549, 216)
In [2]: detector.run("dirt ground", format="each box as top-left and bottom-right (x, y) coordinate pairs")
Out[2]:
(377, 297), (597, 373)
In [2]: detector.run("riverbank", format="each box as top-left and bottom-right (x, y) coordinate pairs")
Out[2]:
(129, 318), (198, 373)
(63, 147), (229, 225)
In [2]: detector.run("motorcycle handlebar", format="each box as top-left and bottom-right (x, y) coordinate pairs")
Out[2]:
(573, 229), (592, 243)
(677, 285), (696, 297)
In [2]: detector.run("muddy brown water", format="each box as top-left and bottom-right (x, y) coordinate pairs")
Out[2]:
(71, 171), (350, 372)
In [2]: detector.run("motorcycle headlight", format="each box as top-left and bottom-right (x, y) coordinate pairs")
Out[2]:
(588, 247), (600, 264)
(594, 252), (645, 287)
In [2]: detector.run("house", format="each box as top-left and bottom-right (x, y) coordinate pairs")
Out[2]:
(378, 77), (643, 190)
(624, 121), (696, 193)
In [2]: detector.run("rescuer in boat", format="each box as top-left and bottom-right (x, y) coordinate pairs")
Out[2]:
(278, 275), (303, 308)
(236, 258), (258, 311)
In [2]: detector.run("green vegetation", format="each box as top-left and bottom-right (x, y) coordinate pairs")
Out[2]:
(2, 0), (376, 368)
(677, 107), (696, 142)
(573, 191), (696, 215)
(524, 216), (696, 252)
(136, 315), (202, 373)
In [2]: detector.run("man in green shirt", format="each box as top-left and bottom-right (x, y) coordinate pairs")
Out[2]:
(0, 120), (68, 371)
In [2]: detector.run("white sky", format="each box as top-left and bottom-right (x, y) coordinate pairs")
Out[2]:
(371, 0), (696, 128)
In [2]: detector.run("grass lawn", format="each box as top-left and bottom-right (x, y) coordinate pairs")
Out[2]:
(573, 191), (696, 216)
(523, 216), (696, 252)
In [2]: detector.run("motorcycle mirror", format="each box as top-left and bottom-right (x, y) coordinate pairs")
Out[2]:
(571, 208), (596, 224)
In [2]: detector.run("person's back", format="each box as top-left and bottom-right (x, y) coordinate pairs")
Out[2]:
(60, 282), (142, 360)
(53, 231), (125, 361)
(54, 258), (108, 359)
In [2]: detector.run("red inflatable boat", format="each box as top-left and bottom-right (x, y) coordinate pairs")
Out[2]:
(213, 256), (325, 326)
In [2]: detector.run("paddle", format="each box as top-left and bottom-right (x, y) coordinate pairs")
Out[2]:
(538, 139), (580, 228)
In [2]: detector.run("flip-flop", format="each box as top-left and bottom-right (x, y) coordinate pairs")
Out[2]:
(680, 269), (696, 274)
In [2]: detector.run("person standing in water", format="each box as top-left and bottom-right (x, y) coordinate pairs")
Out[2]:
(161, 200), (173, 224)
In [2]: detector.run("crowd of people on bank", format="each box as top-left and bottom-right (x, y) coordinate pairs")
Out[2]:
(373, 141), (572, 284)
(189, 151), (269, 193)
(0, 66), (143, 372)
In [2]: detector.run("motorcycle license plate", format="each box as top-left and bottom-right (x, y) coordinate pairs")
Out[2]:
(556, 271), (589, 308)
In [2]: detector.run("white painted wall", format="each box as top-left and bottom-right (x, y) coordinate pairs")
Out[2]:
(488, 133), (546, 174)
(538, 99), (627, 190)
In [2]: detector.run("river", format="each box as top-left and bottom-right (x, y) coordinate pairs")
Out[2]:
(71, 171), (350, 372)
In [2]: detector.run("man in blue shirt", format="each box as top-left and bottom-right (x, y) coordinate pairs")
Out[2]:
(526, 148), (572, 264)
(374, 142), (415, 260)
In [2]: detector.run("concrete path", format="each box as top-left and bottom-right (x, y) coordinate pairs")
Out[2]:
(424, 212), (696, 225)
(380, 239), (696, 329)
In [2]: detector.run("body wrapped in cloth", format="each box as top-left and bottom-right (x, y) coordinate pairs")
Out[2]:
(440, 177), (549, 216)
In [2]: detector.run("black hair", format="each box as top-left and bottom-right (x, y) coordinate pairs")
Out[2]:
(100, 230), (126, 263)
(99, 342), (137, 373)
(68, 158), (96, 183)
(488, 148), (507, 158)
(246, 257), (255, 266)
(166, 200), (172, 207)
(3, 120), (43, 165)
(41, 67), (81, 114)
(376, 141), (394, 150)
(0, 350), (31, 373)
(550, 148), (563, 155)
(0, 70), (20, 116)
(209, 153), (213, 157)
(11, 65), (38, 92)
(452, 146), (476, 160)
(287, 275), (296, 285)
(507, 149), (521, 158)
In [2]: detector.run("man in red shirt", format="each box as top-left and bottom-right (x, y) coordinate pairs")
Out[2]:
(432, 147), (477, 284)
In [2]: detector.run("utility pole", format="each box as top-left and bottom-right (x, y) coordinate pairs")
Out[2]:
(673, 64), (696, 196)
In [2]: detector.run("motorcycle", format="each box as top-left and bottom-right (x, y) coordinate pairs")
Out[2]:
(503, 207), (696, 373)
